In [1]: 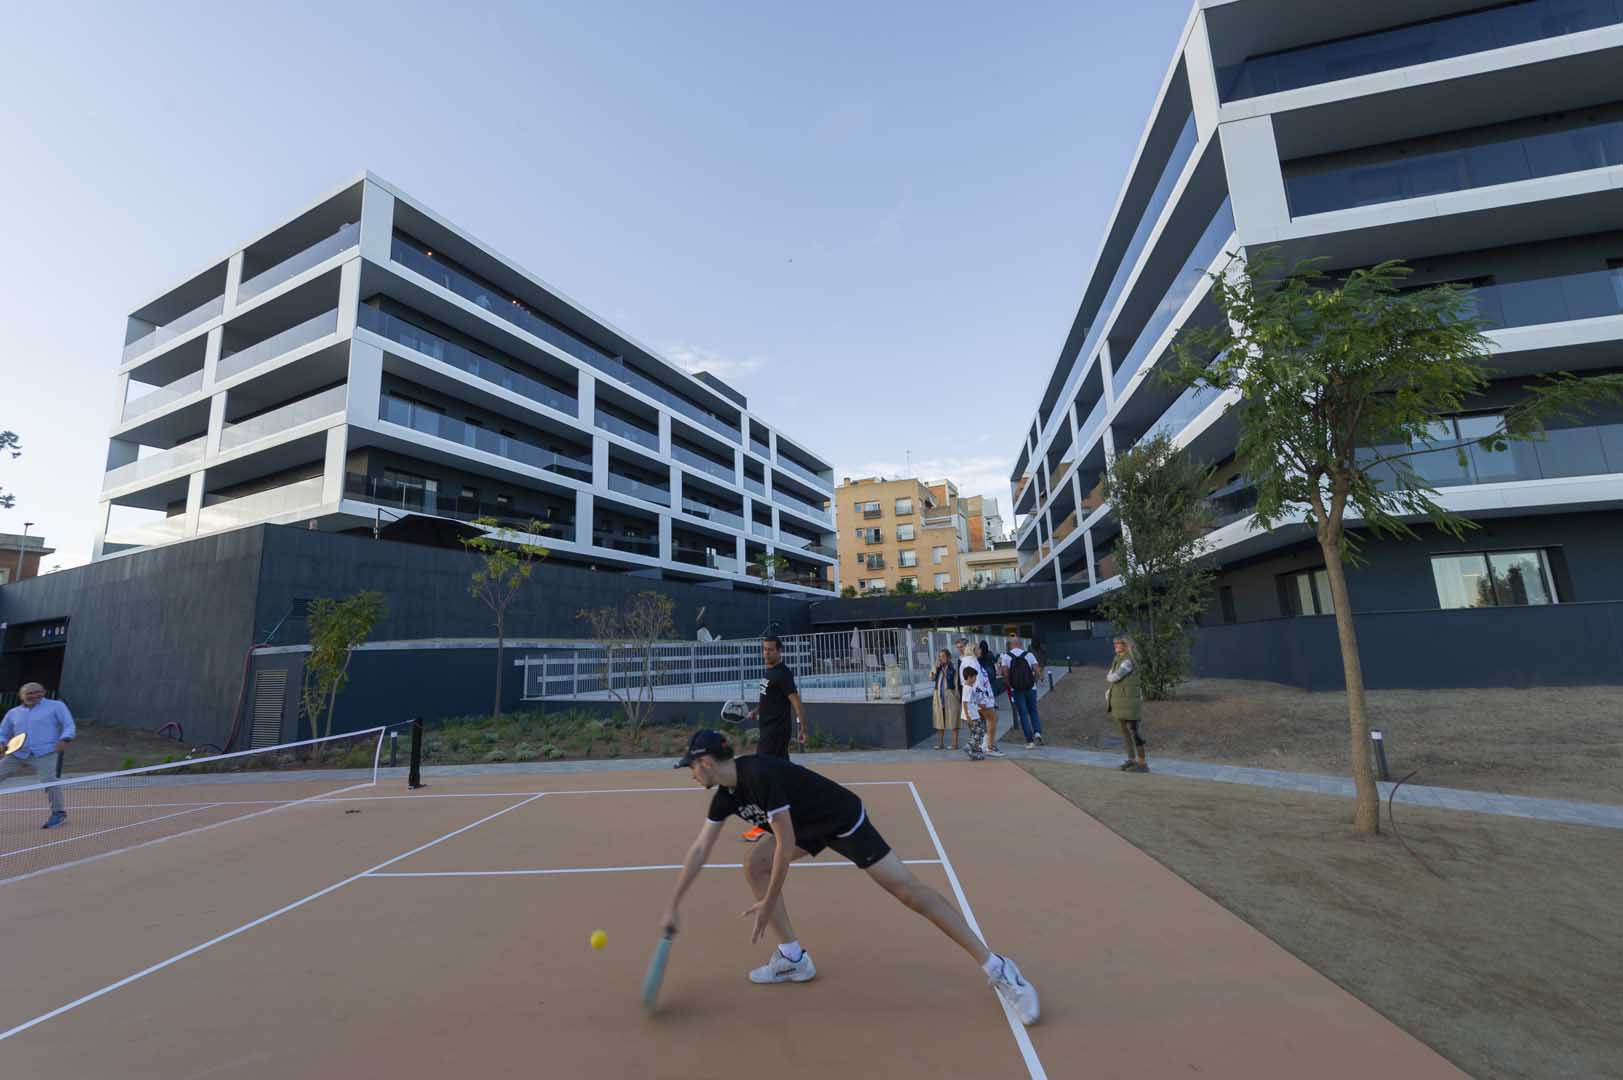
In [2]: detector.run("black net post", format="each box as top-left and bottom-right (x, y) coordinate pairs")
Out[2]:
(408, 717), (424, 789)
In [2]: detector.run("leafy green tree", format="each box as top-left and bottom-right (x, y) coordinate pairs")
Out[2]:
(301, 591), (387, 740)
(1098, 433), (1215, 700)
(893, 577), (918, 595)
(463, 518), (549, 719)
(1174, 253), (1623, 834)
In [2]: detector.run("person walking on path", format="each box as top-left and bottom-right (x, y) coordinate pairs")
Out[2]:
(742, 635), (810, 842)
(929, 649), (961, 751)
(0, 682), (75, 828)
(959, 665), (996, 762)
(956, 637), (1003, 757)
(1106, 636), (1147, 772)
(999, 632), (1045, 749)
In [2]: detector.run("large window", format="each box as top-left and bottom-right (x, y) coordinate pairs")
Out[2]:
(895, 498), (914, 515)
(932, 545), (949, 564)
(858, 501), (882, 518)
(896, 523), (916, 541)
(1431, 550), (1557, 609)
(934, 572), (951, 590)
(855, 527), (883, 544)
(899, 550), (918, 568)
(1281, 567), (1335, 616)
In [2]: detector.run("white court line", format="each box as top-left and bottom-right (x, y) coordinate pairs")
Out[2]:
(366, 859), (944, 878)
(0, 792), (547, 1043)
(0, 804), (223, 860)
(908, 781), (1048, 1080)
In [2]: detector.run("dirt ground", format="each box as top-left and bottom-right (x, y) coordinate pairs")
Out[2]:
(55, 718), (194, 773)
(1023, 760), (1623, 1080)
(1040, 672), (1623, 804)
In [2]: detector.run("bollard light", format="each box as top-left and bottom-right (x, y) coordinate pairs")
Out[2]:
(1370, 728), (1390, 782)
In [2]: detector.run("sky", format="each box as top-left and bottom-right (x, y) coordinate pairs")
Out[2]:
(0, 0), (1191, 568)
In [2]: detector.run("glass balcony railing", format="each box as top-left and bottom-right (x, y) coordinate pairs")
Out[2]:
(1220, 0), (1623, 102)
(102, 437), (206, 490)
(1013, 474), (1033, 504)
(1365, 414), (1623, 490)
(103, 513), (191, 548)
(237, 223), (360, 304)
(776, 533), (837, 559)
(777, 455), (830, 490)
(593, 530), (660, 557)
(1469, 267), (1623, 329)
(673, 544), (741, 574)
(1017, 549), (1041, 577)
(1093, 554), (1119, 582)
(749, 438), (772, 460)
(220, 386), (347, 451)
(343, 472), (574, 541)
(751, 520), (773, 538)
(1207, 477), (1260, 529)
(774, 490), (831, 524)
(607, 473), (671, 507)
(596, 411), (660, 450)
(197, 476), (327, 534)
(672, 444), (735, 484)
(1112, 198), (1235, 399)
(1286, 118), (1623, 218)
(1051, 510), (1080, 547)
(743, 475), (766, 498)
(123, 295), (225, 363)
(358, 305), (577, 416)
(380, 396), (593, 481)
(122, 369), (205, 422)
(680, 498), (744, 531)
(217, 309), (340, 383)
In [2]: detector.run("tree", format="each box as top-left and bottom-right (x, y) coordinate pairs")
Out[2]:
(1173, 253), (1623, 834)
(750, 551), (789, 634)
(1097, 433), (1215, 700)
(577, 590), (676, 737)
(463, 518), (549, 720)
(893, 577), (918, 595)
(301, 591), (387, 741)
(0, 430), (20, 509)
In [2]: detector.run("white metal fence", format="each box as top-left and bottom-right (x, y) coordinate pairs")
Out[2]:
(517, 628), (969, 704)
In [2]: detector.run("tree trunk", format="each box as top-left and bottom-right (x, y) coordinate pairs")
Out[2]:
(1318, 529), (1380, 835)
(493, 614), (505, 721)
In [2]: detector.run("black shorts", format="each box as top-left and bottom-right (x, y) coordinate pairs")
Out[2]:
(757, 722), (791, 758)
(799, 810), (891, 870)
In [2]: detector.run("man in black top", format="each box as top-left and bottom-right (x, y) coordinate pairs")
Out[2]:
(741, 636), (809, 842)
(657, 730), (1040, 1025)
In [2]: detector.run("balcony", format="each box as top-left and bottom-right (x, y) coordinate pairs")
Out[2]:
(197, 476), (327, 534)
(861, 506), (882, 519)
(777, 533), (837, 560)
(749, 438), (772, 460)
(219, 386), (348, 453)
(1012, 474), (1032, 503)
(1051, 510), (1080, 547)
(672, 444), (735, 484)
(778, 455), (829, 490)
(380, 396), (593, 481)
(743, 475), (766, 498)
(1470, 267), (1623, 329)
(680, 498), (744, 531)
(1018, 550), (1041, 578)
(102, 438), (205, 491)
(673, 544), (741, 574)
(596, 411), (659, 450)
(593, 530), (659, 558)
(1365, 415), (1623, 490)
(776, 490), (831, 525)
(343, 472), (573, 541)
(1094, 553), (1119, 582)
(751, 520), (773, 539)
(238, 223), (360, 304)
(358, 306), (577, 416)
(607, 473), (671, 507)
(217, 309), (339, 383)
(1207, 477), (1260, 530)
(1286, 118), (1623, 218)
(103, 512), (190, 549)
(1219, 0), (1623, 102)
(122, 370), (204, 422)
(123, 296), (224, 363)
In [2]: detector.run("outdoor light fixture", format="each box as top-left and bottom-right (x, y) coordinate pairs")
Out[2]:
(1370, 729), (1391, 782)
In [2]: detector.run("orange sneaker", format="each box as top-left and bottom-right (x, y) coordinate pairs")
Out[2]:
(742, 826), (768, 842)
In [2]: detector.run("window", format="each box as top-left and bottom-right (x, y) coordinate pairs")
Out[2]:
(1219, 586), (1237, 625)
(932, 546), (949, 564)
(854, 527), (883, 544)
(899, 550), (918, 568)
(1431, 550), (1556, 609)
(1281, 568), (1335, 616)
(896, 523), (915, 541)
(895, 498), (914, 515)
(900, 576), (919, 591)
(934, 572), (950, 590)
(996, 567), (1017, 584)
(864, 554), (885, 571)
(865, 579), (886, 593)
(859, 501), (882, 519)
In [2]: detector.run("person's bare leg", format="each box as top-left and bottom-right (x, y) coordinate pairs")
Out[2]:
(744, 836), (798, 943)
(864, 853), (989, 965)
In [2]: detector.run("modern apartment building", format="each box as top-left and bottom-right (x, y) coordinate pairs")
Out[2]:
(1012, 0), (1623, 622)
(837, 476), (975, 593)
(98, 175), (839, 594)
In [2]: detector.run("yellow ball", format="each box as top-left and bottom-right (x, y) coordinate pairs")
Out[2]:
(589, 929), (607, 950)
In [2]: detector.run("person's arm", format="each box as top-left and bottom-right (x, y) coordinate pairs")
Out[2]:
(743, 811), (797, 943)
(0, 711), (13, 745)
(1105, 659), (1135, 683)
(787, 692), (810, 746)
(660, 818), (725, 935)
(55, 701), (76, 750)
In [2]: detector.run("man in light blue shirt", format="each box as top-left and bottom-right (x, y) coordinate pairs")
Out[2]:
(0, 682), (75, 828)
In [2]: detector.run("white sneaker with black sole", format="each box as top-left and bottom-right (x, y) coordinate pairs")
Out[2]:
(749, 947), (816, 984)
(988, 954), (1040, 1025)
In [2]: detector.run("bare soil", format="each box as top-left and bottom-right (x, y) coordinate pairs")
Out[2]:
(1024, 760), (1623, 1080)
(1041, 671), (1623, 804)
(58, 719), (196, 773)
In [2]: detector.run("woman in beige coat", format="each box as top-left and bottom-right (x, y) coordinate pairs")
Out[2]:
(930, 648), (962, 750)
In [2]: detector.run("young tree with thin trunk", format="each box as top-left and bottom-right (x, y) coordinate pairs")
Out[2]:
(751, 551), (789, 634)
(463, 518), (548, 720)
(577, 590), (676, 737)
(1098, 433), (1215, 700)
(1174, 253), (1623, 835)
(301, 591), (387, 741)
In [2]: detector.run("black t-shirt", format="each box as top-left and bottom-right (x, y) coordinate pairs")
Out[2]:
(756, 663), (798, 748)
(706, 756), (863, 843)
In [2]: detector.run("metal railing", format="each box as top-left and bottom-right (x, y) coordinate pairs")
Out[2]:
(777, 455), (830, 490)
(123, 295), (225, 363)
(219, 385), (347, 451)
(237, 223), (359, 303)
(102, 437), (206, 490)
(216, 309), (340, 382)
(122, 369), (205, 422)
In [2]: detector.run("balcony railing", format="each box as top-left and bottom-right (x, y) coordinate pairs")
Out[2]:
(217, 309), (340, 383)
(1207, 477), (1260, 529)
(1470, 267), (1623, 330)
(237, 223), (360, 304)
(777, 533), (837, 559)
(749, 438), (772, 460)
(123, 295), (225, 363)
(680, 498), (744, 531)
(751, 520), (774, 538)
(380, 396), (593, 481)
(103, 513), (191, 548)
(343, 472), (574, 541)
(593, 530), (660, 557)
(197, 476), (327, 534)
(122, 370), (205, 422)
(358, 305), (577, 416)
(673, 545), (741, 574)
(102, 437), (206, 490)
(1365, 415), (1623, 490)
(672, 444), (735, 484)
(777, 455), (830, 490)
(596, 411), (659, 450)
(607, 473), (671, 507)
(775, 491), (831, 524)
(743, 475), (766, 497)
(220, 386), (347, 452)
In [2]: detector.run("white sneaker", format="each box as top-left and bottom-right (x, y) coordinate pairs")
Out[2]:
(985, 748), (1007, 758)
(989, 954), (1040, 1025)
(1025, 741), (1036, 749)
(749, 948), (816, 984)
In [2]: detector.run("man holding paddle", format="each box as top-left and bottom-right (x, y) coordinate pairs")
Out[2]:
(0, 682), (75, 828)
(651, 729), (1039, 1024)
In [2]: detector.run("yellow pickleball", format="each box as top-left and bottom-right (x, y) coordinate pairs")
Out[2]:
(589, 929), (607, 950)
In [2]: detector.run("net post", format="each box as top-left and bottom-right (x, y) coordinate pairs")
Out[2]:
(408, 717), (424, 789)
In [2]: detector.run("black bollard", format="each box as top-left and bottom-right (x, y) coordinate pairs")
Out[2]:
(408, 717), (424, 789)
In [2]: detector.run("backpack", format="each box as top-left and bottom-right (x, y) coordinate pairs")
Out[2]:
(1006, 651), (1035, 692)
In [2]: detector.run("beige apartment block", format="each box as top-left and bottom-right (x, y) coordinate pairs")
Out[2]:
(962, 541), (1019, 589)
(837, 476), (974, 593)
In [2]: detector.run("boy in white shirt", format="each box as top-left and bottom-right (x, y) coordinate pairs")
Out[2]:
(959, 666), (996, 762)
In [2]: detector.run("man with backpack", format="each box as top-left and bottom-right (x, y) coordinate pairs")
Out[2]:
(999, 632), (1045, 749)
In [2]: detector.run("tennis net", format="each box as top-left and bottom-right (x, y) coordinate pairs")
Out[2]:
(0, 726), (388, 886)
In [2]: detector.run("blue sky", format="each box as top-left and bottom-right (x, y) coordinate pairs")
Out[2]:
(1, 0), (1190, 567)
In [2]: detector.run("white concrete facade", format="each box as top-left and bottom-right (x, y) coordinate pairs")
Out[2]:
(1011, 0), (1623, 609)
(98, 174), (839, 595)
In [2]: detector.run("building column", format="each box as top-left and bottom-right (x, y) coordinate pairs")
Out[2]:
(183, 471), (206, 538)
(578, 371), (596, 426)
(202, 325), (224, 388)
(658, 513), (672, 563)
(658, 411), (672, 456)
(1219, 115), (1290, 240)
(206, 392), (228, 457)
(1083, 530), (1097, 588)
(358, 180), (397, 265)
(346, 339), (384, 427)
(90, 501), (112, 560)
(223, 251), (245, 311)
(1185, 14), (1222, 141)
(321, 426), (349, 506)
(1099, 340), (1116, 408)
(576, 490), (594, 549)
(336, 259), (362, 337)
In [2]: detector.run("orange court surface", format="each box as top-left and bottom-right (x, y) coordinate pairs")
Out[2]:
(0, 760), (1464, 1079)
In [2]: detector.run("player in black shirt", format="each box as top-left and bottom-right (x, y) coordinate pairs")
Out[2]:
(741, 636), (809, 842)
(657, 729), (1040, 1025)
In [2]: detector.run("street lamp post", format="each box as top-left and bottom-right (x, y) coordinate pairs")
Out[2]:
(14, 522), (32, 584)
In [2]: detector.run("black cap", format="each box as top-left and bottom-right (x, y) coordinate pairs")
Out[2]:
(676, 728), (732, 768)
